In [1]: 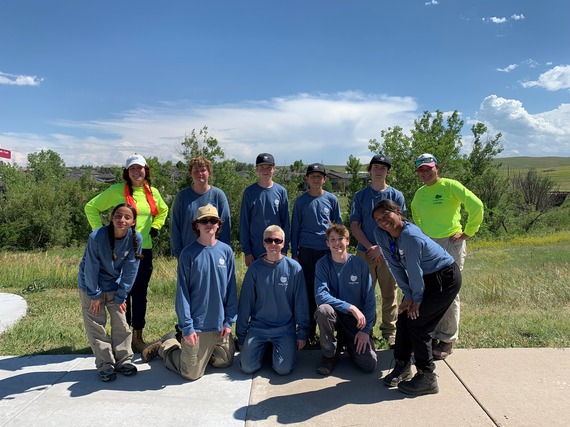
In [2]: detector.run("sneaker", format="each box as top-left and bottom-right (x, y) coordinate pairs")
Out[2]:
(316, 355), (339, 375)
(98, 368), (117, 382)
(141, 340), (161, 363)
(383, 359), (412, 387)
(397, 370), (439, 395)
(115, 363), (137, 377)
(432, 341), (453, 360)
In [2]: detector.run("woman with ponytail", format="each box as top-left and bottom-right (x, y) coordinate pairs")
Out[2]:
(78, 203), (144, 382)
(85, 154), (169, 354)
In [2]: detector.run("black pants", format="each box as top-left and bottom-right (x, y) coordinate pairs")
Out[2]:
(297, 246), (329, 337)
(394, 263), (461, 373)
(126, 248), (153, 330)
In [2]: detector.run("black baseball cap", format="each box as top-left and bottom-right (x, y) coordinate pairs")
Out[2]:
(306, 163), (327, 176)
(368, 154), (392, 170)
(256, 153), (275, 166)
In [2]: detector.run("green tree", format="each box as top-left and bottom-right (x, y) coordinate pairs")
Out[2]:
(178, 126), (225, 164)
(344, 154), (364, 245)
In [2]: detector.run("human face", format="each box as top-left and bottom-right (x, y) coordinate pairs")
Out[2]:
(306, 172), (326, 190)
(256, 164), (275, 180)
(112, 207), (136, 237)
(373, 208), (402, 236)
(416, 165), (439, 186)
(128, 164), (146, 187)
(369, 163), (390, 181)
(197, 216), (220, 236)
(263, 231), (284, 257)
(191, 166), (210, 185)
(326, 231), (349, 255)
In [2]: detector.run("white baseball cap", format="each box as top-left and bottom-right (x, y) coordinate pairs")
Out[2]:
(125, 154), (147, 169)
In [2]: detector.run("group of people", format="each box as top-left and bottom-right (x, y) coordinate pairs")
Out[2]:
(77, 150), (483, 396)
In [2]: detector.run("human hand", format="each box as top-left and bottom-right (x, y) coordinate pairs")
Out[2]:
(349, 305), (366, 329)
(150, 227), (159, 238)
(118, 302), (127, 314)
(184, 332), (198, 346)
(398, 299), (412, 314)
(220, 326), (232, 339)
(407, 301), (421, 320)
(89, 299), (103, 316)
(366, 245), (383, 262)
(297, 339), (306, 350)
(354, 331), (371, 354)
(450, 232), (469, 242)
(245, 254), (254, 267)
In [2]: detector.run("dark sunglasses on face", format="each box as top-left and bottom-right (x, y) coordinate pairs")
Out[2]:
(264, 237), (284, 245)
(415, 157), (436, 167)
(198, 218), (219, 225)
(389, 242), (401, 262)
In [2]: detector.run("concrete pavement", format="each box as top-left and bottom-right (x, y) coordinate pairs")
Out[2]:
(1, 294), (569, 426)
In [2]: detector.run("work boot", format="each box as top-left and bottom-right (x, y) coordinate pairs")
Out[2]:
(316, 355), (339, 375)
(132, 329), (146, 354)
(397, 370), (439, 395)
(141, 340), (161, 363)
(432, 341), (453, 360)
(383, 359), (413, 387)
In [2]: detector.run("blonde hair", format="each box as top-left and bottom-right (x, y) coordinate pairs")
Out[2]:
(264, 225), (285, 240)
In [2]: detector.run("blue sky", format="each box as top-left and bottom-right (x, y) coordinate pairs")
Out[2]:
(1, 0), (569, 167)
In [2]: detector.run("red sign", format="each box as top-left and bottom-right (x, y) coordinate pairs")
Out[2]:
(0, 148), (11, 159)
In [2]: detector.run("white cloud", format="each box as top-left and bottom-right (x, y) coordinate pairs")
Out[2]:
(511, 14), (525, 21)
(484, 16), (507, 24)
(424, 0), (439, 6)
(475, 95), (570, 156)
(0, 92), (419, 167)
(0, 71), (43, 86)
(497, 64), (518, 73)
(521, 65), (570, 91)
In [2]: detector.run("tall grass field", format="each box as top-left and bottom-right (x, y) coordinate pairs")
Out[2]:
(1, 232), (569, 355)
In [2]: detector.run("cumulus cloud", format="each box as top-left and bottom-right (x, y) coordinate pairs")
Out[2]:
(475, 95), (570, 156)
(0, 71), (43, 86)
(521, 65), (570, 91)
(424, 1), (439, 6)
(511, 14), (525, 21)
(1, 92), (419, 167)
(483, 16), (507, 24)
(497, 64), (518, 73)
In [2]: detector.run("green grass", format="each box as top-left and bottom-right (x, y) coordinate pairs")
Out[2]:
(496, 157), (570, 191)
(1, 234), (569, 355)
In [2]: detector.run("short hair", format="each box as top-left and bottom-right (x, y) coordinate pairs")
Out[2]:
(325, 223), (349, 240)
(188, 156), (212, 175)
(264, 225), (285, 240)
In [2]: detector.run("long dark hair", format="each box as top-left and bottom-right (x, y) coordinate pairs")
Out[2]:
(371, 199), (411, 222)
(108, 203), (144, 261)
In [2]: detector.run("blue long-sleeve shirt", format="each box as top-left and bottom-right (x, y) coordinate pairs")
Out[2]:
(350, 186), (406, 252)
(374, 221), (454, 303)
(236, 257), (309, 345)
(78, 226), (143, 304)
(175, 240), (238, 336)
(314, 254), (376, 334)
(170, 185), (231, 257)
(239, 182), (290, 258)
(290, 191), (342, 258)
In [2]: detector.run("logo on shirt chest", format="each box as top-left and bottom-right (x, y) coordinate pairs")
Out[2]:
(348, 275), (359, 286)
(278, 275), (289, 291)
(433, 194), (443, 205)
(218, 257), (227, 269)
(274, 199), (280, 208)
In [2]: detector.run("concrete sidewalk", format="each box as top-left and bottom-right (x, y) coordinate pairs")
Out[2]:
(1, 348), (568, 427)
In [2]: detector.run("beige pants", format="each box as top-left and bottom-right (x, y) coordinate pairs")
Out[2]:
(80, 290), (133, 372)
(431, 238), (467, 343)
(160, 332), (235, 381)
(356, 250), (398, 339)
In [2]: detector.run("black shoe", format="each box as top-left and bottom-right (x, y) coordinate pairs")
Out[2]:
(115, 363), (138, 376)
(316, 355), (339, 375)
(383, 359), (413, 387)
(397, 370), (439, 395)
(98, 368), (117, 382)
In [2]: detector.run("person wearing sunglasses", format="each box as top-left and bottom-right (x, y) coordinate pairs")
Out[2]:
(236, 225), (309, 375)
(314, 224), (377, 376)
(142, 205), (237, 381)
(372, 199), (461, 395)
(411, 153), (483, 360)
(349, 154), (405, 349)
(240, 153), (290, 267)
(170, 155), (231, 259)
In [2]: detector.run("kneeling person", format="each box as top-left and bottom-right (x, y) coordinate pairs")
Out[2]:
(314, 224), (377, 375)
(237, 225), (310, 375)
(143, 205), (237, 380)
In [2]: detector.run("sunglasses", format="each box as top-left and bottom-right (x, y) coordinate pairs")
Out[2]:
(264, 237), (284, 245)
(389, 242), (401, 262)
(198, 218), (219, 225)
(415, 156), (437, 167)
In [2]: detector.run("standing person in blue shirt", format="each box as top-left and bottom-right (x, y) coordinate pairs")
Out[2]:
(142, 205), (237, 381)
(314, 224), (377, 376)
(78, 203), (143, 382)
(373, 199), (461, 395)
(236, 225), (309, 375)
(170, 155), (231, 258)
(350, 154), (405, 348)
(291, 163), (342, 345)
(240, 153), (290, 267)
